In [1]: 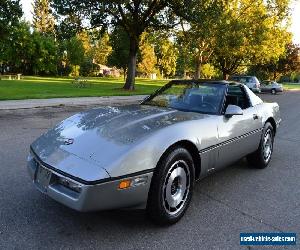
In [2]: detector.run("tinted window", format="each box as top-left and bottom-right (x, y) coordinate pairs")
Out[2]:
(142, 82), (226, 115)
(263, 81), (271, 85)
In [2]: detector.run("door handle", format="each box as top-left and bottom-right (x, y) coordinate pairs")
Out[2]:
(253, 114), (259, 120)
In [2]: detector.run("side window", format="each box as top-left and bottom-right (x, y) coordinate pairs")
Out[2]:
(225, 85), (251, 110)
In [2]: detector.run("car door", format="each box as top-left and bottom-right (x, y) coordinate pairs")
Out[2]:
(215, 85), (261, 169)
(260, 82), (267, 92)
(261, 81), (271, 92)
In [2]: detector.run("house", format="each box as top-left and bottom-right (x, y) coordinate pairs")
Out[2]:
(95, 64), (121, 77)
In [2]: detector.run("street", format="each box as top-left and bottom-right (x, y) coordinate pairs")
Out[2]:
(0, 91), (299, 250)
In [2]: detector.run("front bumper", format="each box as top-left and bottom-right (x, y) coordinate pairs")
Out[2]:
(27, 155), (153, 212)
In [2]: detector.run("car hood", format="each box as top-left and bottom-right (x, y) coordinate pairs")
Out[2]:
(31, 105), (205, 180)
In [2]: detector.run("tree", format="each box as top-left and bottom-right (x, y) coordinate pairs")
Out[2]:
(108, 26), (130, 80)
(31, 32), (58, 75)
(92, 33), (112, 66)
(32, 0), (55, 35)
(212, 0), (291, 79)
(178, 0), (223, 79)
(0, 0), (22, 39)
(77, 30), (92, 54)
(156, 39), (178, 78)
(175, 27), (194, 78)
(271, 43), (300, 79)
(248, 43), (300, 80)
(0, 21), (34, 74)
(0, 20), (59, 75)
(80, 56), (94, 76)
(137, 33), (157, 76)
(66, 36), (85, 76)
(201, 63), (217, 79)
(190, 27), (215, 79)
(76, 32), (113, 76)
(55, 14), (81, 41)
(52, 0), (193, 90)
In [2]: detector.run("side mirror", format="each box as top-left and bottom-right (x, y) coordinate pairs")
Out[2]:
(225, 105), (243, 118)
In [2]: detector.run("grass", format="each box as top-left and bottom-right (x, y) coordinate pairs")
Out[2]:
(281, 83), (300, 90)
(0, 76), (168, 101)
(0, 77), (299, 101)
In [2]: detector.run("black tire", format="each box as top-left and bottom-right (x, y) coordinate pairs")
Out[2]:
(247, 122), (274, 169)
(147, 147), (195, 225)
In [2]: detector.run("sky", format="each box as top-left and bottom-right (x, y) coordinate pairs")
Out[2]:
(290, 0), (300, 44)
(20, 0), (300, 44)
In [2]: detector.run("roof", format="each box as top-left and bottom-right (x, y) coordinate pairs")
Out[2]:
(169, 79), (240, 86)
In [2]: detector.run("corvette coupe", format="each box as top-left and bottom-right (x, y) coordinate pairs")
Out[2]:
(27, 80), (281, 224)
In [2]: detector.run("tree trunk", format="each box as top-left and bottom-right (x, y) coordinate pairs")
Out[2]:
(222, 71), (229, 80)
(194, 60), (201, 80)
(123, 37), (138, 90)
(273, 71), (277, 81)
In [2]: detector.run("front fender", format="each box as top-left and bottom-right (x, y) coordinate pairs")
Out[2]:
(104, 119), (218, 178)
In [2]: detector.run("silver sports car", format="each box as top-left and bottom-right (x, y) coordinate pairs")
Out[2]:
(27, 80), (281, 224)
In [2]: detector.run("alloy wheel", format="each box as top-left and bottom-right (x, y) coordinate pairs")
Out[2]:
(162, 160), (191, 215)
(263, 129), (273, 162)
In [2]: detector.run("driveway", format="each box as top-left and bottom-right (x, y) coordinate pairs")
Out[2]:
(0, 92), (299, 249)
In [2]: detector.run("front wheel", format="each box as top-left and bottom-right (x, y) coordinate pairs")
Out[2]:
(247, 122), (274, 169)
(147, 147), (195, 225)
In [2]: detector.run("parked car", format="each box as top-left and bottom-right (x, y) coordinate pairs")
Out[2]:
(260, 80), (283, 94)
(27, 80), (281, 225)
(229, 75), (261, 93)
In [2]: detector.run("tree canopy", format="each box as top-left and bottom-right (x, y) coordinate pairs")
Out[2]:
(0, 0), (22, 39)
(137, 33), (157, 76)
(0, 0), (297, 84)
(108, 26), (130, 78)
(32, 0), (55, 35)
(212, 0), (291, 79)
(51, 0), (195, 89)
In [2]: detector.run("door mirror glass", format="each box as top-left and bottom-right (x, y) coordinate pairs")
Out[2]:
(225, 105), (243, 118)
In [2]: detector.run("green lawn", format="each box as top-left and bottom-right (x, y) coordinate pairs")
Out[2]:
(282, 83), (300, 90)
(0, 76), (168, 100)
(1, 77), (299, 101)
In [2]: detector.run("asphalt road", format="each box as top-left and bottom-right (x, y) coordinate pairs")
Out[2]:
(0, 92), (299, 250)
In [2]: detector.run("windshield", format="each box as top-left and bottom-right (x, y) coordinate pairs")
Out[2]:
(142, 81), (226, 115)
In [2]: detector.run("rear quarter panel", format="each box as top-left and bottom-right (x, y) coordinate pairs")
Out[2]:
(255, 102), (281, 130)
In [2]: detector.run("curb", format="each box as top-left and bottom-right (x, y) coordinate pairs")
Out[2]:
(0, 95), (147, 110)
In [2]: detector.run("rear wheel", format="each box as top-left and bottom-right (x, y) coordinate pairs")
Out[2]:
(247, 122), (274, 169)
(147, 147), (195, 225)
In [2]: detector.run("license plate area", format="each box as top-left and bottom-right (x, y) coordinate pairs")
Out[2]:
(35, 165), (52, 192)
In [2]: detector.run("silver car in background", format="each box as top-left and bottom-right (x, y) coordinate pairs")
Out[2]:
(261, 80), (284, 94)
(229, 75), (261, 93)
(27, 80), (281, 225)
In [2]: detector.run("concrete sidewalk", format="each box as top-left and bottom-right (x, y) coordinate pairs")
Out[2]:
(0, 95), (147, 110)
